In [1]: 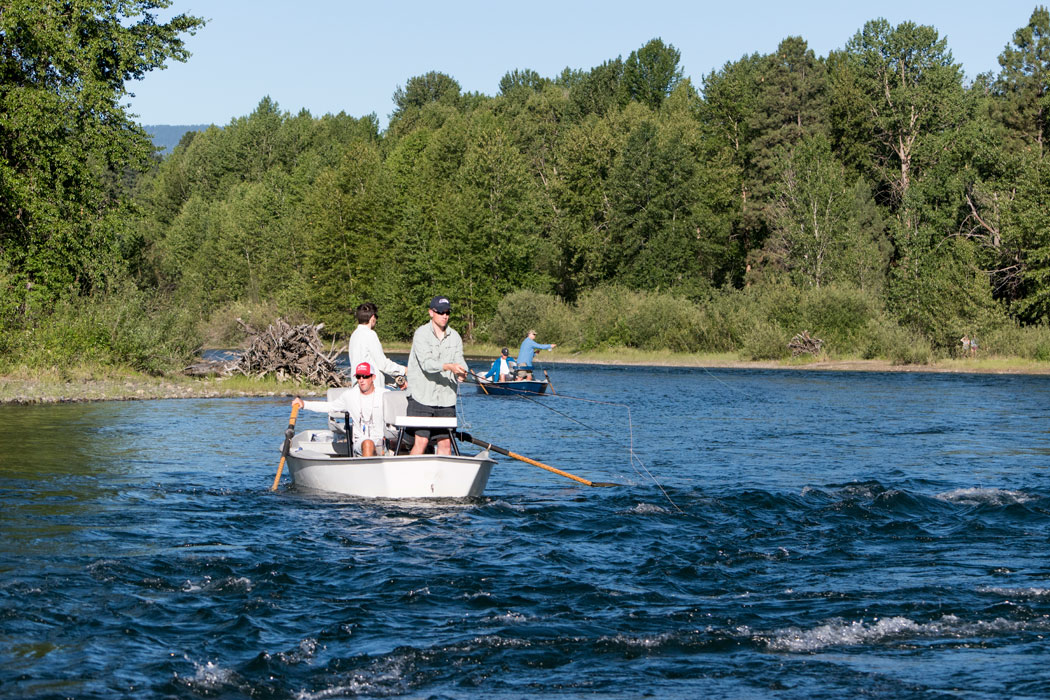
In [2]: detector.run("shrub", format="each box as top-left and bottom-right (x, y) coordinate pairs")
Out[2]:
(742, 321), (790, 360)
(485, 290), (567, 346)
(861, 317), (931, 364)
(8, 285), (202, 374)
(983, 322), (1050, 360)
(198, 299), (308, 349)
(572, 285), (639, 349)
(797, 285), (882, 355)
(624, 292), (705, 352)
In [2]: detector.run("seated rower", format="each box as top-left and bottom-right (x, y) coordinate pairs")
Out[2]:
(483, 347), (517, 382)
(292, 362), (387, 456)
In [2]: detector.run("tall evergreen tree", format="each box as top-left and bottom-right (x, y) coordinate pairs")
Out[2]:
(994, 6), (1050, 160)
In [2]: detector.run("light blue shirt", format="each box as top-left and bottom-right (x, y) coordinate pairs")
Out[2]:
(516, 337), (551, 368)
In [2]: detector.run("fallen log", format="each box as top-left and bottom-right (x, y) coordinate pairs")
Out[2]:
(227, 318), (346, 386)
(788, 330), (823, 357)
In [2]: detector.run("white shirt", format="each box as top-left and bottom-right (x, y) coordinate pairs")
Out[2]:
(302, 386), (388, 454)
(348, 324), (405, 386)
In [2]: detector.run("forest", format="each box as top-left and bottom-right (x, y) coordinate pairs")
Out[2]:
(3, 1), (1050, 374)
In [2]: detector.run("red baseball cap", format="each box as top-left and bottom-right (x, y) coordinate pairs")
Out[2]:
(354, 362), (373, 377)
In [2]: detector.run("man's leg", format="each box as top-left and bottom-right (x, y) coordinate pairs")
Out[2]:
(434, 435), (451, 455)
(410, 431), (428, 455)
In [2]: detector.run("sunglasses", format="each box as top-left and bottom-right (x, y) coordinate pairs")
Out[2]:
(355, 374), (373, 379)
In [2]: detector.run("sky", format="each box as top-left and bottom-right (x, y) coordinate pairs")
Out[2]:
(126, 0), (1045, 129)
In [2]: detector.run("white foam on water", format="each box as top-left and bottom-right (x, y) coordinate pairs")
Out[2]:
(629, 502), (669, 515)
(174, 659), (235, 691)
(489, 610), (528, 623)
(598, 631), (673, 648)
(978, 586), (1050, 599)
(934, 487), (1033, 505)
(765, 614), (1050, 652)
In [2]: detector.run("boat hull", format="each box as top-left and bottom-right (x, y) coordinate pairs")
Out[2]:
(285, 431), (495, 499)
(476, 380), (548, 396)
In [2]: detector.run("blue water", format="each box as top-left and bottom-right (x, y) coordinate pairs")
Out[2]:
(2, 364), (1050, 699)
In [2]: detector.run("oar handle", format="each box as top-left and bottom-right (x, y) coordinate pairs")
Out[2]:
(271, 403), (301, 491)
(457, 432), (618, 488)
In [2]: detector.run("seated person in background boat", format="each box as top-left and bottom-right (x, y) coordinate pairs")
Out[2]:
(515, 330), (555, 380)
(406, 295), (468, 456)
(348, 302), (406, 389)
(292, 362), (388, 456)
(484, 347), (517, 382)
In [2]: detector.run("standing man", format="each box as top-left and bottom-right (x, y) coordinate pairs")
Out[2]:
(348, 302), (406, 388)
(292, 362), (388, 456)
(406, 295), (468, 455)
(515, 329), (556, 380)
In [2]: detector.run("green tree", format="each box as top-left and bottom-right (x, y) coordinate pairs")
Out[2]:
(763, 135), (889, 290)
(0, 0), (203, 320)
(622, 38), (683, 110)
(748, 37), (829, 215)
(833, 19), (965, 224)
(993, 6), (1050, 160)
(302, 140), (394, 334)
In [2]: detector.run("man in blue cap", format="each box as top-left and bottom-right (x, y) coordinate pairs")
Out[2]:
(405, 295), (468, 455)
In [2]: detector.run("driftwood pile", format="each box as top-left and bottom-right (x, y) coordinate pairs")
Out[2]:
(788, 330), (824, 357)
(228, 318), (347, 386)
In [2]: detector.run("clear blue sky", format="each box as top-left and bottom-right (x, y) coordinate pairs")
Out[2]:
(126, 0), (1044, 129)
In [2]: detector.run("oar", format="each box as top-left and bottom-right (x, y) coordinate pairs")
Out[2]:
(543, 369), (557, 395)
(271, 402), (301, 491)
(456, 431), (619, 488)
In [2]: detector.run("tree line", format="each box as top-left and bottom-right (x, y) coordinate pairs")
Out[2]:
(3, 2), (1050, 371)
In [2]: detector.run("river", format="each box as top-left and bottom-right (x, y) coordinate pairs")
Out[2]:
(1, 364), (1048, 698)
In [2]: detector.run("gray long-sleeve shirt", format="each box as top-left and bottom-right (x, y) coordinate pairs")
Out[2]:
(406, 322), (465, 407)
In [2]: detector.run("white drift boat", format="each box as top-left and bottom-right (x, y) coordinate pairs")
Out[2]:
(282, 390), (496, 499)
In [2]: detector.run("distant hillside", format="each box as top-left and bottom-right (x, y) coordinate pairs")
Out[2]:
(143, 124), (212, 154)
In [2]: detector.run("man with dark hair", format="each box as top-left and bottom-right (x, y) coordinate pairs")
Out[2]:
(405, 295), (468, 455)
(484, 347), (516, 382)
(348, 302), (405, 388)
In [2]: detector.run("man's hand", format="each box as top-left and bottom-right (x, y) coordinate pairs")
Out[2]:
(292, 396), (304, 410)
(444, 363), (468, 380)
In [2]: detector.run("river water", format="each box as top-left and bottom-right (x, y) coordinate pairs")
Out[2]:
(1, 364), (1049, 699)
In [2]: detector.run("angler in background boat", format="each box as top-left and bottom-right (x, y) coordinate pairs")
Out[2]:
(515, 330), (556, 380)
(406, 295), (468, 455)
(348, 302), (406, 389)
(292, 362), (389, 456)
(484, 347), (517, 382)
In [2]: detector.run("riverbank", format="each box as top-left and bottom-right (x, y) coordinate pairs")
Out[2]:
(2, 350), (1048, 404)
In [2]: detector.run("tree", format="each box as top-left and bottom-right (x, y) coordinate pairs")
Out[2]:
(0, 0), (204, 320)
(499, 68), (547, 97)
(622, 38), (683, 110)
(748, 37), (829, 213)
(994, 6), (1050, 159)
(389, 71), (462, 135)
(834, 19), (965, 224)
(763, 135), (889, 290)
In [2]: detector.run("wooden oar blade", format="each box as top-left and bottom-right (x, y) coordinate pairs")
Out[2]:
(456, 432), (620, 488)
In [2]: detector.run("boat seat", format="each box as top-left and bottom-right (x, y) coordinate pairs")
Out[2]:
(326, 387), (351, 434)
(382, 390), (460, 455)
